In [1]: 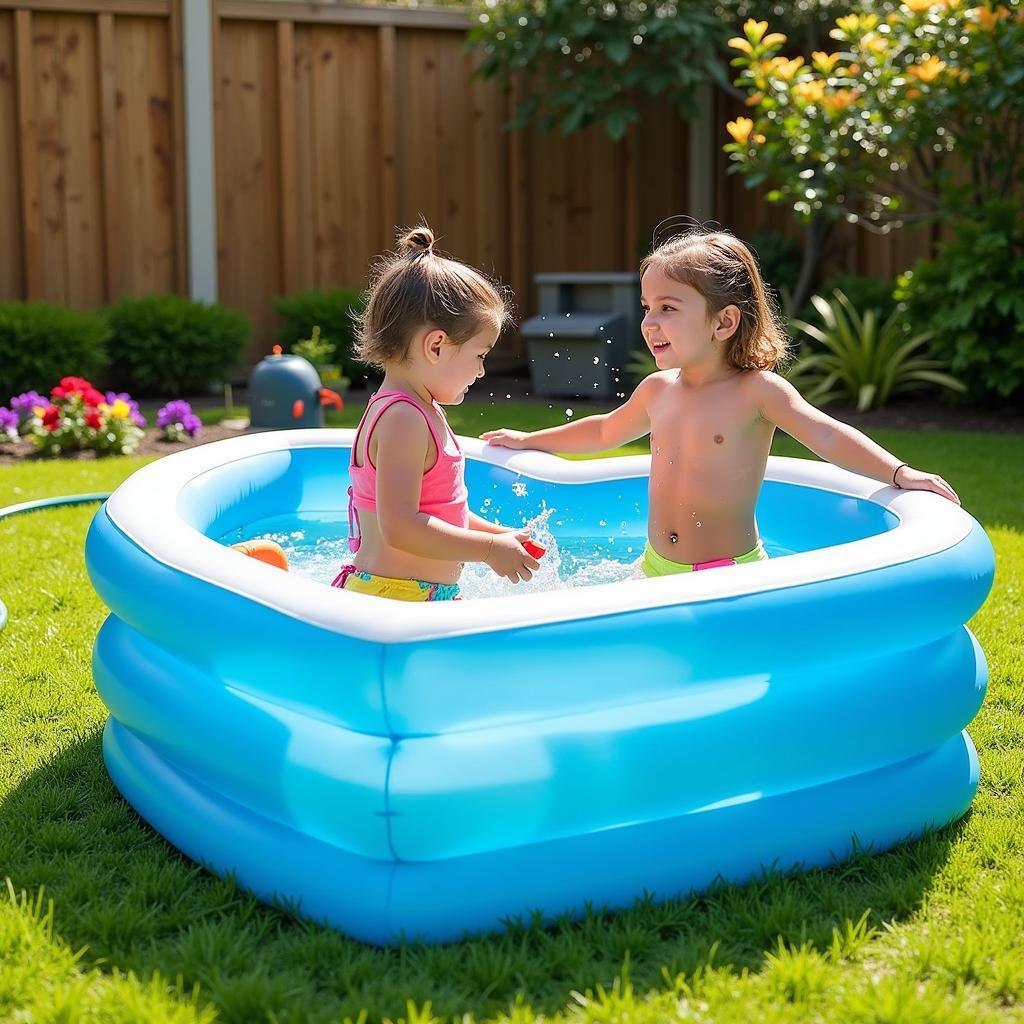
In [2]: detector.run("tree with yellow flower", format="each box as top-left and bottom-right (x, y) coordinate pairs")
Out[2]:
(725, 2), (1024, 310)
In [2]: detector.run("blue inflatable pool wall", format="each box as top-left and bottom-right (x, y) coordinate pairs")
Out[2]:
(86, 431), (994, 944)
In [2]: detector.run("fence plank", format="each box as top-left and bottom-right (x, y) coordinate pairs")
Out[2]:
(0, 1), (168, 14)
(14, 9), (42, 299)
(0, 12), (25, 299)
(96, 10), (119, 299)
(376, 22), (395, 250)
(59, 11), (105, 307)
(216, 16), (281, 362)
(168, 0), (186, 293)
(277, 18), (297, 295)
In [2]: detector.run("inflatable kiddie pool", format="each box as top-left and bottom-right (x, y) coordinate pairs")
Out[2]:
(86, 429), (994, 944)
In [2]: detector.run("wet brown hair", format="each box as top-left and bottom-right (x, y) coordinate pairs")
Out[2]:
(353, 224), (512, 369)
(640, 223), (790, 371)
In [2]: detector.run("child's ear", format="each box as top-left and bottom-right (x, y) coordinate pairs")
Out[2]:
(714, 304), (741, 342)
(422, 329), (448, 364)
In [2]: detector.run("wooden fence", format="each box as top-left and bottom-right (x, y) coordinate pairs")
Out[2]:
(0, 0), (940, 368)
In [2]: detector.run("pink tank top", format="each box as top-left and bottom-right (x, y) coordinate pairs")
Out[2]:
(347, 390), (469, 553)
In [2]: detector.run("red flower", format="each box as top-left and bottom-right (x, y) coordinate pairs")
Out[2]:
(51, 376), (94, 400)
(85, 409), (103, 430)
(42, 405), (61, 431)
(82, 388), (105, 407)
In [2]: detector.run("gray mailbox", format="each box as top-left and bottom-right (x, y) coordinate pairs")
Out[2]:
(521, 273), (640, 399)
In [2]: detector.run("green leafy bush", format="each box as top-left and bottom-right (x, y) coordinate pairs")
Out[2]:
(272, 289), (369, 385)
(104, 295), (249, 396)
(788, 289), (965, 411)
(0, 303), (110, 399)
(795, 273), (898, 330)
(747, 230), (802, 304)
(895, 203), (1024, 402)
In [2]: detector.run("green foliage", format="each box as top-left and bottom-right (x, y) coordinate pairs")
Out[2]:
(747, 229), (803, 300)
(895, 201), (1024, 402)
(725, 5), (1024, 227)
(104, 295), (249, 397)
(787, 288), (965, 410)
(796, 272), (898, 326)
(0, 304), (110, 400)
(293, 325), (351, 392)
(272, 289), (369, 385)
(468, 2), (853, 141)
(468, 0), (733, 139)
(626, 347), (658, 383)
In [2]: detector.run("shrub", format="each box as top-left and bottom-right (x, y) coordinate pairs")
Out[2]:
(105, 295), (249, 396)
(787, 290), (965, 411)
(0, 303), (110, 399)
(747, 230), (803, 307)
(272, 289), (370, 385)
(895, 202), (1024, 402)
(795, 273), (898, 331)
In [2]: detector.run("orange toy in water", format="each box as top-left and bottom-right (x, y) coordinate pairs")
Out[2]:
(230, 539), (289, 571)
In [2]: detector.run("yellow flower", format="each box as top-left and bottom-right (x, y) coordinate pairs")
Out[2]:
(728, 36), (754, 54)
(905, 86), (923, 100)
(907, 55), (947, 82)
(974, 4), (1010, 28)
(822, 88), (860, 112)
(726, 117), (754, 143)
(32, 406), (46, 418)
(754, 133), (766, 143)
(743, 18), (769, 43)
(812, 51), (841, 73)
(794, 79), (827, 103)
(770, 55), (805, 80)
(109, 399), (131, 420)
(861, 32), (889, 54)
(902, 0), (936, 11)
(745, 91), (765, 106)
(763, 32), (788, 48)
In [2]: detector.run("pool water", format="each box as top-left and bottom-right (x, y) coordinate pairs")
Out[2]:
(218, 505), (795, 600)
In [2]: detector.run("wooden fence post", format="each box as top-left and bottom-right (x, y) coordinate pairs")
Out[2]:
(182, 0), (218, 301)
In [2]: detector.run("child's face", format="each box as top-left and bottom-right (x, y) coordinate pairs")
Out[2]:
(432, 327), (499, 405)
(640, 269), (722, 371)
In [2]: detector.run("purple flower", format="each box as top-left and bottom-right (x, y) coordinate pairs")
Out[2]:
(157, 399), (201, 439)
(0, 406), (18, 436)
(105, 391), (146, 428)
(10, 391), (46, 425)
(157, 399), (193, 429)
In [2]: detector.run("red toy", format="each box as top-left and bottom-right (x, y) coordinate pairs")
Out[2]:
(523, 540), (546, 560)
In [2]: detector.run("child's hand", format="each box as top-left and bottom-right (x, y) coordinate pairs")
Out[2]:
(484, 531), (541, 583)
(481, 428), (532, 449)
(896, 465), (961, 505)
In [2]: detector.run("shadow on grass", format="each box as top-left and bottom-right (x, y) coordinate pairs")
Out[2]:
(1, 727), (969, 1022)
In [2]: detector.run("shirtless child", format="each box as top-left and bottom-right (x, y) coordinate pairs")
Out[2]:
(483, 225), (959, 577)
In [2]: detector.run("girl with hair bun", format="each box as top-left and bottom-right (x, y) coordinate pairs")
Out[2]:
(485, 221), (959, 578)
(332, 224), (539, 602)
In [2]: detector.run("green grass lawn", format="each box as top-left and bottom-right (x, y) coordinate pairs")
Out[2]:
(1, 405), (1022, 1023)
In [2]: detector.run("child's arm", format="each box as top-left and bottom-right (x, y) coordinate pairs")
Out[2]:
(755, 373), (960, 504)
(481, 375), (657, 453)
(374, 405), (540, 580)
(467, 512), (518, 535)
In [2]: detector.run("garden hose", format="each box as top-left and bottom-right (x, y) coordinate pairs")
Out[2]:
(0, 493), (110, 635)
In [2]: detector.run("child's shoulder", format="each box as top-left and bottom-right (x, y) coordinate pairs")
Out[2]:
(371, 396), (434, 438)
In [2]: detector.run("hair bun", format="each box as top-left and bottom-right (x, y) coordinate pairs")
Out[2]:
(399, 225), (435, 256)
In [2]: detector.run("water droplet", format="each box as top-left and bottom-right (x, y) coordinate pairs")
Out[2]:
(593, 356), (600, 364)
(565, 408), (574, 418)
(599, 519), (607, 527)
(483, 498), (492, 507)
(553, 351), (560, 357)
(505, 394), (511, 399)
(696, 521), (702, 527)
